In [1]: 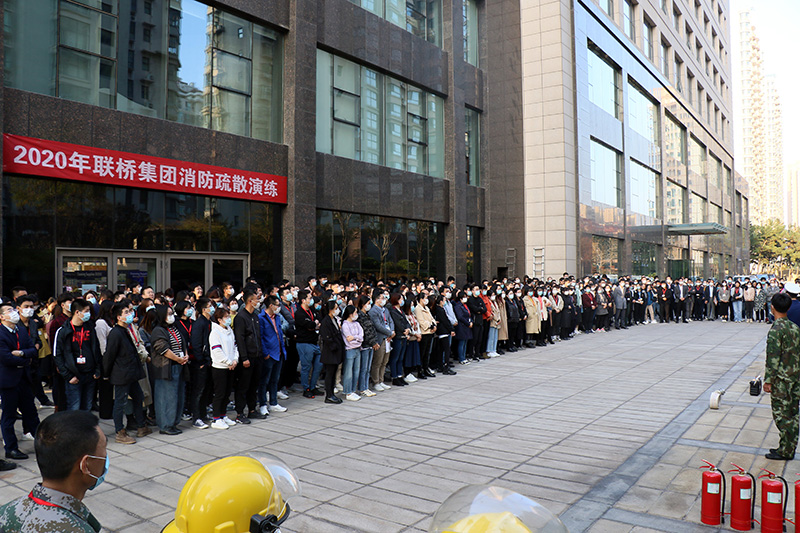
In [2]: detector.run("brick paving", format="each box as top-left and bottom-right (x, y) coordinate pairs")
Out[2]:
(0, 320), (772, 532)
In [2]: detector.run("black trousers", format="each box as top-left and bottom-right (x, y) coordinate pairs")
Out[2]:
(515, 321), (526, 345)
(211, 367), (233, 419)
(0, 377), (39, 453)
(234, 358), (260, 415)
(323, 363), (338, 397)
(434, 336), (451, 370)
(189, 362), (210, 421)
(279, 339), (299, 390)
(582, 309), (595, 332)
(470, 322), (484, 357)
(419, 334), (434, 369)
(98, 379), (114, 420)
(614, 308), (626, 328)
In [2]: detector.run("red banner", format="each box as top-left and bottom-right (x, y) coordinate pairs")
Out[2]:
(2, 134), (287, 204)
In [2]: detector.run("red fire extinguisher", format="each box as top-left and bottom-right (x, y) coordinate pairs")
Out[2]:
(759, 469), (788, 533)
(700, 459), (726, 525)
(728, 463), (755, 531)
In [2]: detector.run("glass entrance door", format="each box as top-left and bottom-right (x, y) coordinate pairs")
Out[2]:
(168, 256), (207, 294)
(115, 256), (159, 292)
(212, 258), (246, 289)
(60, 255), (110, 293)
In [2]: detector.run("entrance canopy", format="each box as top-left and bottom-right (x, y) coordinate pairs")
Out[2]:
(667, 223), (728, 235)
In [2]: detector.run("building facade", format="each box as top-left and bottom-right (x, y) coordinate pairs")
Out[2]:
(735, 9), (783, 226)
(0, 0), (494, 297)
(489, 0), (749, 280)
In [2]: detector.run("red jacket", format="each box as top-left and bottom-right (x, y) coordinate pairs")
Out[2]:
(480, 295), (493, 320)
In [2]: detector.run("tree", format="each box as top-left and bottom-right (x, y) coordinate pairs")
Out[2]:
(750, 220), (800, 277)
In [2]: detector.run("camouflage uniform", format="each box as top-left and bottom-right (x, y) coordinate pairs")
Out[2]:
(0, 483), (101, 532)
(765, 317), (800, 457)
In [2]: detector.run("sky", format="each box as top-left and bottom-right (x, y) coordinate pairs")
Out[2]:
(730, 0), (800, 169)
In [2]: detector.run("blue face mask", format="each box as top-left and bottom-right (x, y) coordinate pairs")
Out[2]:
(124, 313), (134, 325)
(216, 302), (223, 308)
(146, 306), (156, 313)
(86, 454), (109, 491)
(286, 293), (294, 301)
(466, 291), (472, 297)
(186, 308), (194, 318)
(82, 311), (91, 322)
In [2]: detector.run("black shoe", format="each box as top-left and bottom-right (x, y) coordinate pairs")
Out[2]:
(159, 427), (182, 436)
(39, 398), (54, 407)
(5, 450), (27, 460)
(443, 369), (457, 376)
(250, 411), (267, 420)
(324, 396), (343, 404)
(303, 389), (316, 398)
(424, 369), (436, 377)
(0, 459), (16, 471)
(236, 415), (251, 425)
(496, 349), (505, 355)
(765, 451), (794, 460)
(416, 373), (427, 380)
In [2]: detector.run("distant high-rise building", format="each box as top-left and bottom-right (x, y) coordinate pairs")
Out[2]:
(736, 10), (784, 225)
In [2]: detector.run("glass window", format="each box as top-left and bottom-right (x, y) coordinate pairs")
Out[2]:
(361, 68), (382, 164)
(725, 166), (732, 194)
(590, 140), (621, 207)
(58, 48), (116, 108)
(209, 87), (250, 137)
(587, 46), (620, 118)
(630, 159), (660, 218)
(689, 136), (706, 181)
(709, 154), (722, 189)
(665, 114), (686, 165)
(428, 95), (445, 179)
(465, 107), (481, 186)
(316, 49), (333, 154)
(632, 241), (659, 277)
(602, 0), (614, 17)
(386, 80), (406, 170)
(666, 181), (686, 224)
(660, 41), (670, 77)
(627, 81), (659, 144)
(690, 193), (706, 223)
(622, 0), (635, 40)
(350, 0), (441, 47)
(674, 56), (683, 93)
(591, 235), (620, 276)
(251, 25), (283, 143)
(642, 19), (654, 60)
(463, 0), (479, 66)
(166, 0), (207, 127)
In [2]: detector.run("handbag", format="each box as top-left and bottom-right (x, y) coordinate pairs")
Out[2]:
(127, 327), (150, 364)
(38, 330), (51, 359)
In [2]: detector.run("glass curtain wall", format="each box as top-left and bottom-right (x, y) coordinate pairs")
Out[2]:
(4, 0), (283, 143)
(463, 0), (478, 65)
(348, 0), (442, 46)
(590, 140), (621, 207)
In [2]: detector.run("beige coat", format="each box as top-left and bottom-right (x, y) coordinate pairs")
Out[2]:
(497, 298), (509, 341)
(489, 300), (501, 328)
(523, 295), (541, 334)
(414, 304), (436, 334)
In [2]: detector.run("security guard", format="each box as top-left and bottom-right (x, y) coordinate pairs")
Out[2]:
(163, 454), (301, 533)
(0, 411), (105, 532)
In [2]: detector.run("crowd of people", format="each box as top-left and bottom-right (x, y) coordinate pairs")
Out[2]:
(0, 272), (781, 468)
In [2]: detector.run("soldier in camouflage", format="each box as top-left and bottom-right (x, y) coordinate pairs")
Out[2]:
(0, 411), (104, 532)
(764, 292), (800, 461)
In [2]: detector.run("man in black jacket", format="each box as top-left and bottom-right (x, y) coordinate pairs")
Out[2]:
(54, 299), (101, 411)
(189, 298), (213, 429)
(295, 290), (323, 398)
(103, 302), (149, 444)
(467, 285), (487, 360)
(233, 291), (264, 423)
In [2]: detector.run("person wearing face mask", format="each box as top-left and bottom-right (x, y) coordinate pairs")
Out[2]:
(47, 293), (75, 411)
(731, 281), (744, 322)
(467, 285), (487, 360)
(453, 291), (473, 365)
(54, 299), (102, 412)
(743, 282), (756, 323)
(234, 291), (266, 423)
(368, 290), (395, 392)
(580, 283), (596, 333)
(340, 305), (364, 401)
(319, 301), (345, 404)
(0, 411), (106, 530)
(611, 282), (627, 330)
(504, 291), (521, 353)
(495, 290), (509, 354)
(103, 303), (150, 444)
(549, 287), (564, 342)
(187, 298), (213, 429)
(356, 296), (379, 395)
(208, 307), (239, 430)
(257, 295), (287, 414)
(277, 287), (298, 397)
(0, 302), (40, 465)
(432, 295), (458, 372)
(484, 290), (503, 357)
(16, 296), (53, 411)
(523, 287), (541, 345)
(594, 284), (609, 333)
(414, 294), (437, 377)
(150, 305), (189, 435)
(755, 282), (768, 323)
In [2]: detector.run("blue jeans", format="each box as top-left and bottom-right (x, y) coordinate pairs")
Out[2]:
(113, 381), (145, 433)
(456, 339), (468, 362)
(487, 327), (499, 354)
(342, 349), (361, 394)
(65, 373), (96, 411)
(389, 338), (406, 378)
(154, 364), (185, 431)
(297, 343), (323, 391)
(732, 300), (743, 322)
(258, 357), (283, 406)
(358, 348), (373, 391)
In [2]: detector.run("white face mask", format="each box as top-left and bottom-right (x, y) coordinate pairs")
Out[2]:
(20, 308), (35, 318)
(7, 311), (20, 324)
(364, 304), (372, 312)
(230, 303), (239, 312)
(334, 308), (340, 317)
(166, 315), (175, 325)
(461, 298), (468, 303)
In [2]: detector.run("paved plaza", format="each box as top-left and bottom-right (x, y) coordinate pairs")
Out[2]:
(0, 320), (777, 532)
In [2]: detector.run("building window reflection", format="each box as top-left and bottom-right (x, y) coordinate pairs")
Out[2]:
(590, 140), (621, 207)
(347, 0), (442, 47)
(630, 160), (660, 218)
(591, 235), (620, 275)
(587, 44), (620, 118)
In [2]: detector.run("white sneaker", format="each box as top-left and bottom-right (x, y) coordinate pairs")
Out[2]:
(269, 404), (287, 413)
(222, 416), (236, 427)
(346, 392), (361, 401)
(361, 389), (376, 397)
(487, 352), (498, 358)
(192, 419), (208, 429)
(381, 382), (391, 389)
(259, 405), (268, 416)
(334, 383), (343, 393)
(211, 419), (228, 430)
(21, 432), (34, 441)
(373, 383), (386, 391)
(405, 373), (418, 383)
(277, 390), (289, 400)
